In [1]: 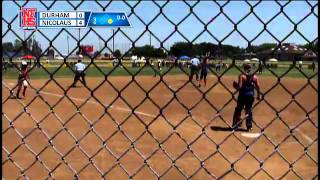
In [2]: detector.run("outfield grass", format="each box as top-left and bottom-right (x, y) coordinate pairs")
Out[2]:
(3, 65), (317, 79)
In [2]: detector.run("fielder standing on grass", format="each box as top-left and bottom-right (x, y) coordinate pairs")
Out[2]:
(312, 61), (316, 72)
(71, 59), (87, 87)
(232, 64), (261, 132)
(154, 59), (162, 77)
(189, 56), (200, 82)
(15, 60), (30, 99)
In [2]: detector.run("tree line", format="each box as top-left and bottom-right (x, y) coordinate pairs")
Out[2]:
(3, 39), (317, 59)
(3, 39), (43, 58)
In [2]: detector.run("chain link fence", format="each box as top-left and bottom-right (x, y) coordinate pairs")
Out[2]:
(2, 1), (318, 179)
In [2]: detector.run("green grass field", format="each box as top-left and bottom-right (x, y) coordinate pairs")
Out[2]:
(3, 65), (317, 79)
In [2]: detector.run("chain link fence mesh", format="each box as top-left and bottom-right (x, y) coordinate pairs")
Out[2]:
(2, 1), (318, 179)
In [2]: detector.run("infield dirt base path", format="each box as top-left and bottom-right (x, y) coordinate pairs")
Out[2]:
(2, 75), (318, 179)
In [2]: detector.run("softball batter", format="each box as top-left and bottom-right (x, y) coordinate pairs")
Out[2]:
(232, 64), (261, 131)
(15, 61), (29, 99)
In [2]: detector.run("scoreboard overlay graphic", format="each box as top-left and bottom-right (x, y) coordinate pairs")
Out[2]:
(20, 8), (131, 29)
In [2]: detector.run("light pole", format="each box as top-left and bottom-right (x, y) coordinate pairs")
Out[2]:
(112, 29), (115, 53)
(23, 30), (26, 55)
(98, 37), (101, 51)
(78, 28), (81, 55)
(149, 31), (151, 46)
(67, 36), (70, 55)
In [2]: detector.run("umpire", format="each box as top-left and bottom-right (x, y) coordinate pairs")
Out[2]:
(71, 59), (87, 87)
(189, 56), (200, 81)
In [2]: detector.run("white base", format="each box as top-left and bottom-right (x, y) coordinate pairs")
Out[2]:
(241, 132), (261, 138)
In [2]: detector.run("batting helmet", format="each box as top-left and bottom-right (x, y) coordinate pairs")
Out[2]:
(244, 64), (252, 70)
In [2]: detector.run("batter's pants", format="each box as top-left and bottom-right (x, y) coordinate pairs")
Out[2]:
(232, 95), (254, 129)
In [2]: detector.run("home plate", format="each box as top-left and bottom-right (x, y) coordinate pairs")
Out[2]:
(241, 132), (261, 138)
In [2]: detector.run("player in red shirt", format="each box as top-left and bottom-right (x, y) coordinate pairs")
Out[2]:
(15, 61), (30, 99)
(232, 64), (261, 131)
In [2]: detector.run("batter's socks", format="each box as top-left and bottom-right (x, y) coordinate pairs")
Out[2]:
(22, 87), (27, 97)
(16, 88), (21, 98)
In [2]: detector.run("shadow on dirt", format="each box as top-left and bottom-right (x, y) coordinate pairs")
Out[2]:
(210, 126), (247, 132)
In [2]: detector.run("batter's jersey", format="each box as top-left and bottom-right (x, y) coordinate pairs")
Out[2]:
(19, 68), (29, 80)
(239, 74), (258, 96)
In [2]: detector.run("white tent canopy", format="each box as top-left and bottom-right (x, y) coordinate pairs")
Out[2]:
(137, 56), (146, 63)
(251, 58), (259, 61)
(268, 58), (278, 62)
(243, 59), (250, 62)
(131, 55), (138, 61)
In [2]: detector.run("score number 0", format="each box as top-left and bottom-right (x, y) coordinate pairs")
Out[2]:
(77, 12), (85, 26)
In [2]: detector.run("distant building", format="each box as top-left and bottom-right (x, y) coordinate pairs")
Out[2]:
(237, 52), (256, 60)
(302, 50), (317, 61)
(257, 43), (317, 61)
(80, 45), (94, 56)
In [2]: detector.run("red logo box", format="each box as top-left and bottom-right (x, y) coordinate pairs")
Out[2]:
(21, 8), (37, 28)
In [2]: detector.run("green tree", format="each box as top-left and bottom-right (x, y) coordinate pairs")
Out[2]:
(220, 44), (242, 58)
(131, 45), (155, 57)
(154, 48), (167, 57)
(47, 48), (55, 58)
(169, 42), (194, 57)
(113, 49), (122, 58)
(252, 43), (277, 52)
(2, 42), (15, 52)
(303, 41), (317, 52)
(14, 39), (23, 51)
(31, 40), (42, 57)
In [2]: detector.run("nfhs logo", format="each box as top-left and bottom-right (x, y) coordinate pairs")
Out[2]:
(21, 8), (37, 28)
(19, 8), (130, 29)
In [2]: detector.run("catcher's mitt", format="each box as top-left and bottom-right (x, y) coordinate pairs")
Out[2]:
(233, 81), (239, 89)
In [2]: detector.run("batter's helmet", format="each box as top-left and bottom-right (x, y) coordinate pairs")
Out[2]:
(244, 64), (252, 70)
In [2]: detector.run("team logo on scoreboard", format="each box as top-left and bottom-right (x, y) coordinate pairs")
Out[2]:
(20, 8), (131, 29)
(21, 8), (37, 29)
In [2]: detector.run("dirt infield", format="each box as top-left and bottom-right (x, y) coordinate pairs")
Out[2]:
(2, 75), (318, 179)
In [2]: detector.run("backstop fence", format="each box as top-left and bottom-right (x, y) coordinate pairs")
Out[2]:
(2, 1), (318, 179)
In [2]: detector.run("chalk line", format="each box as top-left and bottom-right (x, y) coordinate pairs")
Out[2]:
(39, 91), (157, 118)
(290, 126), (314, 144)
